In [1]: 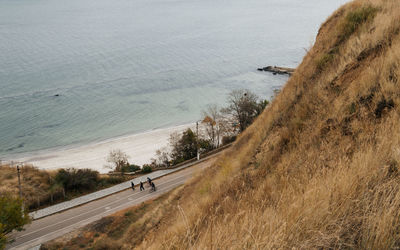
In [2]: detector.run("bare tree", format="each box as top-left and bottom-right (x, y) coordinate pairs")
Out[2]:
(106, 149), (129, 173)
(218, 113), (237, 139)
(155, 147), (170, 167)
(169, 131), (180, 151)
(222, 89), (260, 132)
(201, 104), (227, 148)
(202, 115), (216, 146)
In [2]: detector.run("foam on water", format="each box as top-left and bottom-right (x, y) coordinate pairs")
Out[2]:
(0, 0), (349, 165)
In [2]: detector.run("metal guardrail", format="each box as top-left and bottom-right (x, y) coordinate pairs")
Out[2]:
(28, 147), (231, 220)
(110, 143), (233, 175)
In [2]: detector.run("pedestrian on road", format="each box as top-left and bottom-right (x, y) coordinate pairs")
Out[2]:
(131, 181), (135, 191)
(140, 181), (145, 191)
(147, 177), (152, 186)
(151, 182), (156, 192)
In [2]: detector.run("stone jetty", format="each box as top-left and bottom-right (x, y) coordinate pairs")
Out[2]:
(257, 66), (295, 76)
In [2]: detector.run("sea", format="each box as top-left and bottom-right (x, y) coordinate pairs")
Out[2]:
(0, 0), (349, 163)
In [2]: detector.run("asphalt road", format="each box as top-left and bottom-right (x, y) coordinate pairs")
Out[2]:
(7, 158), (215, 250)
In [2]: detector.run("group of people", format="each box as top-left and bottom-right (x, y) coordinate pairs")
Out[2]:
(131, 177), (156, 192)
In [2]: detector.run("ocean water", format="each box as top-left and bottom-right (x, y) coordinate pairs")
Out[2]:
(0, 0), (348, 158)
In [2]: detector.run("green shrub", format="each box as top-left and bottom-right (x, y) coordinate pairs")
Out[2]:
(0, 194), (30, 248)
(141, 166), (152, 174)
(198, 139), (214, 153)
(101, 176), (124, 186)
(55, 169), (99, 192)
(121, 164), (141, 173)
(317, 5), (378, 73)
(316, 53), (335, 71)
(339, 6), (378, 43)
(349, 102), (357, 114)
(169, 129), (197, 163)
(222, 135), (237, 145)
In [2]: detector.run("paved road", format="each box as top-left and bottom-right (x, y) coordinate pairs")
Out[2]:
(7, 158), (215, 250)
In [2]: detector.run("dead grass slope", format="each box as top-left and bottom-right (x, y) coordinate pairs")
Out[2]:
(41, 0), (400, 248)
(136, 0), (400, 249)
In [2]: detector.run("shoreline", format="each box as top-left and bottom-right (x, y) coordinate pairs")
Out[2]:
(7, 123), (194, 173)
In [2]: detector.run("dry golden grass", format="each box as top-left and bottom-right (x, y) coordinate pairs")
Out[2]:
(41, 0), (400, 249)
(136, 0), (400, 248)
(0, 165), (128, 210)
(0, 164), (55, 209)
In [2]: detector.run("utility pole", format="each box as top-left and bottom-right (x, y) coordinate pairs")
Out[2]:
(16, 162), (23, 198)
(196, 121), (200, 160)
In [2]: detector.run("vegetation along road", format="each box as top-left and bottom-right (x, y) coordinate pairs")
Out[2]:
(7, 157), (217, 250)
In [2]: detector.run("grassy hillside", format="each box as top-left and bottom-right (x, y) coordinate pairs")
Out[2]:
(43, 0), (400, 248)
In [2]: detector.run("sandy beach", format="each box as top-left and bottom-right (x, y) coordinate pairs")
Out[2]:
(12, 124), (194, 173)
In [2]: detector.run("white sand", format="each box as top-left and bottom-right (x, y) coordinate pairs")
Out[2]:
(14, 124), (194, 173)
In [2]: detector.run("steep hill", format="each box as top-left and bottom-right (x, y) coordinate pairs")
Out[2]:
(43, 0), (400, 249)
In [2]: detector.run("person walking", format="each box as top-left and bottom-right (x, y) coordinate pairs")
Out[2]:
(147, 177), (152, 186)
(151, 182), (156, 192)
(131, 181), (135, 191)
(140, 181), (145, 191)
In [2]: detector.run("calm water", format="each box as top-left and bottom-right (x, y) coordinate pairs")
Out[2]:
(0, 0), (348, 158)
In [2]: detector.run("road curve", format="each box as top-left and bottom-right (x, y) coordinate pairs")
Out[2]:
(7, 158), (215, 250)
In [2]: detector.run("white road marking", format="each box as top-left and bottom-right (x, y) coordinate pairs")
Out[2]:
(15, 172), (191, 240)
(9, 180), (186, 250)
(11, 170), (193, 244)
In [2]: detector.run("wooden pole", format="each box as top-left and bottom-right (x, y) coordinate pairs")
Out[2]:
(16, 163), (23, 198)
(196, 121), (200, 160)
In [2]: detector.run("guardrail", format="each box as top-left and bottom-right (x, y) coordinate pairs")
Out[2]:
(110, 143), (233, 175)
(29, 144), (232, 220)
